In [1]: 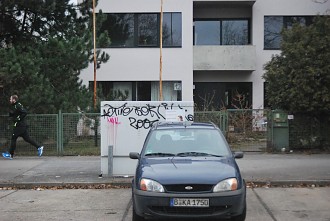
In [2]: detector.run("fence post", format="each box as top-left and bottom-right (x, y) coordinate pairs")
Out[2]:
(58, 110), (63, 156)
(108, 145), (113, 177)
(221, 110), (228, 136)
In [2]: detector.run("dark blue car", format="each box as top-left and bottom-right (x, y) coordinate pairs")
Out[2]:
(129, 121), (246, 221)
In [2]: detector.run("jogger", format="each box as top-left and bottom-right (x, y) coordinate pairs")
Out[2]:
(2, 95), (43, 159)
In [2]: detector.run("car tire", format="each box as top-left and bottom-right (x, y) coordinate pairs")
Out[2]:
(231, 203), (246, 221)
(132, 204), (145, 221)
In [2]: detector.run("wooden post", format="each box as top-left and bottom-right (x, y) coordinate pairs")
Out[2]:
(159, 0), (163, 101)
(93, 0), (97, 110)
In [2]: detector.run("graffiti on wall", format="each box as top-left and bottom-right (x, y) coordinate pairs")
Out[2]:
(101, 102), (194, 130)
(100, 101), (194, 159)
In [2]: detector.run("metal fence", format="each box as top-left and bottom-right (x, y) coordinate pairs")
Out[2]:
(61, 113), (100, 156)
(195, 109), (270, 152)
(288, 112), (330, 150)
(0, 110), (270, 156)
(0, 113), (101, 157)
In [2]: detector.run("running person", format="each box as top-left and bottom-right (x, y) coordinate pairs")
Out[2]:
(2, 95), (44, 159)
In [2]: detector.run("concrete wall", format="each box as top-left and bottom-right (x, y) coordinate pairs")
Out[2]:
(194, 45), (256, 70)
(79, 0), (330, 109)
(79, 0), (194, 101)
(193, 0), (329, 109)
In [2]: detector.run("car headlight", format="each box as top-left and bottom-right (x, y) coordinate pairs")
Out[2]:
(140, 178), (165, 192)
(213, 178), (238, 192)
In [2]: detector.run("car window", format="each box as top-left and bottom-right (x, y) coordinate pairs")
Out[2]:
(143, 128), (230, 157)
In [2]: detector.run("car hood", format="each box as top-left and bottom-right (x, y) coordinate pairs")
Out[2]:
(138, 157), (240, 185)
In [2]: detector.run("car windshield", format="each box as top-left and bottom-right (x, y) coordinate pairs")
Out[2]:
(143, 128), (230, 157)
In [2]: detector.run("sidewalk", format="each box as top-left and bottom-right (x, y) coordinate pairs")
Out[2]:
(1, 153), (330, 188)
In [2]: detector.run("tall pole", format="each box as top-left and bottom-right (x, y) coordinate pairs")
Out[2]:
(93, 0), (97, 110)
(159, 0), (163, 101)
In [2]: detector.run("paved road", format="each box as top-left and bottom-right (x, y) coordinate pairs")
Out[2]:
(1, 153), (330, 221)
(1, 153), (329, 187)
(1, 187), (329, 221)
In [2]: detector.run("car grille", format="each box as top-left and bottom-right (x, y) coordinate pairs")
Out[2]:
(150, 205), (231, 215)
(164, 184), (213, 193)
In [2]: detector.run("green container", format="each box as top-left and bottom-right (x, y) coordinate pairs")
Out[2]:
(269, 110), (289, 151)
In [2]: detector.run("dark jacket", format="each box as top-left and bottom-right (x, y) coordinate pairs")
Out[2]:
(9, 102), (27, 127)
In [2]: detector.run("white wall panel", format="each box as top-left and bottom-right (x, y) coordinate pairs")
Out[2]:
(100, 101), (194, 176)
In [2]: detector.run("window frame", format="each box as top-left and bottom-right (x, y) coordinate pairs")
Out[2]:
(193, 18), (251, 46)
(264, 15), (315, 50)
(99, 12), (182, 48)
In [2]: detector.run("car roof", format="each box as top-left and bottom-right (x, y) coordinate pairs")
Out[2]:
(151, 121), (218, 130)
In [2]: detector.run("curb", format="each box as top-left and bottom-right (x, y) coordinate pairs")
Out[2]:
(246, 180), (330, 188)
(1, 180), (329, 189)
(0, 182), (132, 189)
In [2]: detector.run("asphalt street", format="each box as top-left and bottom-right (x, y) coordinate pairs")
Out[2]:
(0, 153), (329, 221)
(0, 187), (329, 221)
(1, 153), (329, 187)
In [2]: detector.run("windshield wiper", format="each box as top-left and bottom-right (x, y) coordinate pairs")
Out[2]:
(176, 152), (223, 157)
(145, 152), (175, 157)
(203, 153), (224, 157)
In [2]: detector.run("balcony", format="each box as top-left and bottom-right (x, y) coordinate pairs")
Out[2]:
(193, 45), (256, 71)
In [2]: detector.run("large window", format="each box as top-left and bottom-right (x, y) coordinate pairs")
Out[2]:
(264, 16), (314, 49)
(98, 14), (134, 47)
(194, 19), (250, 45)
(99, 13), (182, 48)
(92, 81), (182, 101)
(138, 14), (158, 46)
(193, 82), (252, 110)
(163, 13), (182, 47)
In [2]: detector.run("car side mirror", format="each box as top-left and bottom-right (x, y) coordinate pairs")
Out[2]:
(129, 152), (140, 159)
(233, 151), (244, 159)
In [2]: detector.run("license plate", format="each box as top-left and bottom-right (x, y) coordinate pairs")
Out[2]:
(170, 198), (209, 207)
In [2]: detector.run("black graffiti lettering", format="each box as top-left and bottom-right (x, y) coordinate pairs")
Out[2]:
(129, 117), (137, 129)
(148, 104), (164, 119)
(102, 103), (192, 128)
(102, 106), (118, 118)
(129, 117), (159, 130)
(160, 103), (168, 110)
(131, 104), (164, 119)
(136, 119), (144, 129)
(154, 105), (164, 119)
(122, 107), (133, 116)
(101, 103), (133, 117)
(186, 114), (194, 121)
(143, 118), (159, 129)
(133, 106), (141, 116)
(134, 106), (150, 117)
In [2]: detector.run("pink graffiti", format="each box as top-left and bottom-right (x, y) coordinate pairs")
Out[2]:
(107, 117), (121, 125)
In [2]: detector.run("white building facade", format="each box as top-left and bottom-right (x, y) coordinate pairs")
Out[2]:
(79, 0), (329, 110)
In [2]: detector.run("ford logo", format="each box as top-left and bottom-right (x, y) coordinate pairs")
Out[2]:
(185, 186), (193, 190)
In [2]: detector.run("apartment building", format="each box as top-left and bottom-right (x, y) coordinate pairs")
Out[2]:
(79, 0), (329, 110)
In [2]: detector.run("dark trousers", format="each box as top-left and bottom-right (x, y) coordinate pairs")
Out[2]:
(9, 125), (40, 156)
